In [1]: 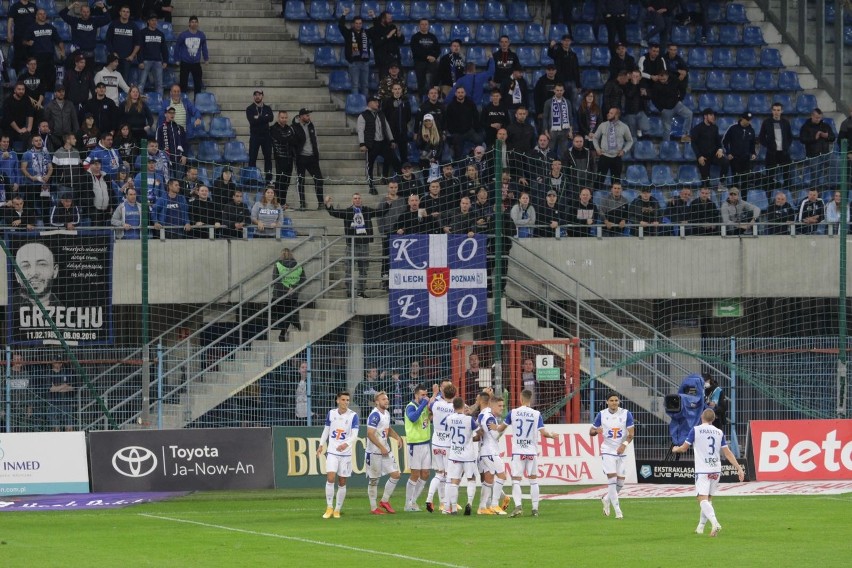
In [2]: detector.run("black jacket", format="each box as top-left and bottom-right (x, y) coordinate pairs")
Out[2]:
(799, 120), (836, 156)
(758, 118), (793, 155)
(690, 121), (723, 159)
(270, 122), (298, 159)
(722, 121), (756, 158)
(326, 204), (385, 236)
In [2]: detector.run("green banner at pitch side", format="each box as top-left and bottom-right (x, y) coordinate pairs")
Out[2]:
(272, 426), (409, 489)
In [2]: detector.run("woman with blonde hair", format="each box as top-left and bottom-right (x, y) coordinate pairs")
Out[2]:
(119, 86), (154, 141)
(251, 184), (286, 237)
(417, 113), (443, 177)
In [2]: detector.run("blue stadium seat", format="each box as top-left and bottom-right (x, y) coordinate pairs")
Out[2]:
(698, 93), (722, 112)
(308, 0), (334, 20)
(845, 26), (852, 46)
(539, 49), (554, 66)
(328, 70), (352, 91)
(158, 21), (174, 41)
(345, 93), (367, 115)
(652, 165), (676, 187)
(517, 46), (539, 67)
(196, 141), (223, 163)
(410, 1), (433, 20)
(53, 19), (71, 41)
(726, 3), (749, 24)
(772, 94), (793, 112)
(753, 70), (777, 91)
(706, 3), (726, 23)
(484, 1), (508, 21)
(459, 1), (483, 21)
(796, 94), (818, 115)
(596, 25), (609, 45)
(746, 190), (768, 212)
(408, 94), (420, 115)
(571, 45), (589, 66)
(581, 69), (603, 90)
(760, 48), (783, 68)
(145, 92), (163, 114)
(778, 71), (802, 91)
(451, 23), (474, 43)
(94, 44), (108, 65)
(712, 47), (736, 68)
(239, 167), (265, 191)
(687, 47), (712, 68)
(385, 1), (408, 21)
(324, 23), (344, 44)
(314, 46), (339, 67)
(791, 117), (806, 135)
(747, 94), (772, 114)
(625, 165), (651, 188)
(736, 48), (759, 67)
(501, 24), (522, 44)
(280, 217), (298, 239)
(209, 117), (236, 138)
(406, 70), (418, 91)
(400, 23), (417, 40)
(436, 1), (459, 21)
(298, 23), (324, 44)
(524, 23), (546, 44)
(682, 94), (700, 113)
(646, 117), (663, 138)
(477, 23), (498, 45)
(660, 141), (685, 162)
(670, 25), (695, 45)
(466, 46), (488, 66)
(718, 25), (742, 45)
(399, 47), (413, 67)
(723, 94), (747, 115)
(591, 46), (610, 67)
(743, 26), (766, 46)
(224, 141), (250, 163)
(359, 1), (380, 18)
(677, 165), (701, 186)
(729, 70), (753, 91)
(194, 92), (220, 114)
(430, 23), (448, 43)
(549, 24), (569, 43)
(705, 70), (730, 91)
(335, 0), (354, 19)
(572, 24), (595, 44)
(285, 1), (310, 20)
(508, 2), (533, 22)
(633, 140), (657, 161)
(717, 116), (736, 134)
(683, 143), (697, 162)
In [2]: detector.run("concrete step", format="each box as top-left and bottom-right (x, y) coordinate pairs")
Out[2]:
(213, 54), (307, 64)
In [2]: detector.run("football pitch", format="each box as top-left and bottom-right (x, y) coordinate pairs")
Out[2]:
(2, 488), (851, 567)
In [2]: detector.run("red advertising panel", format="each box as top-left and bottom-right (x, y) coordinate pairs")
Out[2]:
(750, 420), (852, 481)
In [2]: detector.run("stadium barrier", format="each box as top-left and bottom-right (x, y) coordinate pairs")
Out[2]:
(747, 419), (852, 481)
(0, 432), (89, 496)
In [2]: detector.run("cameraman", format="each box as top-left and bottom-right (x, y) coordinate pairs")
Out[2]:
(703, 373), (726, 430)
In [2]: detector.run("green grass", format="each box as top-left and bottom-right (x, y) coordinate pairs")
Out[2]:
(2, 488), (851, 567)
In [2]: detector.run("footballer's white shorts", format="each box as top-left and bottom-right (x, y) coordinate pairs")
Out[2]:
(601, 454), (628, 477)
(695, 472), (720, 496)
(407, 443), (431, 470)
(478, 455), (503, 475)
(510, 454), (538, 478)
(365, 452), (399, 478)
(432, 446), (448, 472)
(325, 454), (353, 477)
(447, 459), (479, 481)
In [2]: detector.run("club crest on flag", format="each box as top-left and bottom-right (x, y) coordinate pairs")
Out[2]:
(389, 234), (487, 327)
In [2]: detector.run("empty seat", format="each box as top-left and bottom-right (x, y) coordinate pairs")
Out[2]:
(717, 25), (742, 45)
(324, 23), (344, 44)
(328, 70), (352, 91)
(209, 117), (236, 138)
(572, 24), (596, 44)
(508, 2), (533, 22)
(451, 23), (474, 43)
(591, 46), (610, 67)
(712, 47), (736, 68)
(94, 44), (108, 65)
(298, 23), (324, 44)
(652, 165), (676, 186)
(646, 117), (663, 138)
(459, 1), (483, 21)
(224, 141), (250, 163)
(345, 93), (367, 115)
(726, 3), (749, 24)
(501, 23), (522, 44)
(400, 23), (417, 39)
(753, 70), (777, 91)
(484, 1), (508, 21)
(399, 47), (414, 67)
(660, 141), (685, 161)
(53, 20), (71, 42)
(626, 23), (642, 44)
(359, 1), (380, 18)
(406, 70), (418, 91)
(670, 25), (694, 45)
(706, 2), (726, 23)
(385, 1), (408, 21)
(524, 23), (546, 44)
(747, 94), (772, 114)
(144, 92), (163, 114)
(476, 23), (498, 45)
(516, 46), (539, 67)
(194, 92), (220, 114)
(705, 70), (730, 91)
(572, 45), (589, 66)
(284, 0), (310, 20)
(729, 70), (753, 90)
(687, 47), (712, 68)
(717, 116), (736, 134)
(196, 141), (223, 163)
(309, 1), (333, 20)
(698, 93), (722, 112)
(736, 48), (758, 67)
(334, 0), (354, 18)
(772, 94), (793, 112)
(722, 94), (747, 114)
(581, 69), (603, 90)
(436, 1), (459, 21)
(633, 140), (658, 161)
(677, 165), (701, 186)
(38, 0), (59, 18)
(314, 46), (339, 67)
(430, 23), (448, 43)
(778, 71), (802, 91)
(760, 48), (783, 68)
(796, 93), (818, 115)
(743, 26), (766, 46)
(410, 1), (433, 20)
(466, 46), (488, 66)
(549, 24), (569, 43)
(746, 190), (768, 212)
(239, 167), (265, 190)
(625, 165), (651, 187)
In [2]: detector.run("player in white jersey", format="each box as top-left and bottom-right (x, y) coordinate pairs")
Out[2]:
(425, 382), (456, 513)
(590, 392), (635, 519)
(476, 391), (507, 515)
(317, 391), (359, 519)
(445, 396), (481, 515)
(492, 389), (557, 518)
(672, 408), (744, 536)
(365, 391), (404, 515)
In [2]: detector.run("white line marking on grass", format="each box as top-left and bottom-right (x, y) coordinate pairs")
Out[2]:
(139, 513), (470, 568)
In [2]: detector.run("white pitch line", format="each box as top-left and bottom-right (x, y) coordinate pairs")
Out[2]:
(139, 513), (470, 568)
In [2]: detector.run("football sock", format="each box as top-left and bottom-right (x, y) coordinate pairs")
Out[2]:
(381, 477), (399, 502)
(608, 479), (620, 510)
(447, 483), (459, 510)
(335, 485), (347, 510)
(479, 483), (492, 510)
(616, 479), (625, 494)
(426, 476), (440, 502)
(530, 481), (540, 510)
(438, 475), (446, 503)
(414, 478), (426, 501)
(493, 478), (505, 508)
(325, 482), (335, 507)
(512, 480), (523, 509)
(697, 510), (707, 530)
(405, 479), (416, 505)
(368, 481), (378, 509)
(466, 478), (476, 505)
(700, 500), (718, 526)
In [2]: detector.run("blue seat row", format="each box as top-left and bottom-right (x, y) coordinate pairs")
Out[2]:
(286, 1), (534, 22)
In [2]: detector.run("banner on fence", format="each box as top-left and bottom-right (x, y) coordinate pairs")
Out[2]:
(0, 432), (89, 496)
(636, 460), (750, 484)
(748, 419), (852, 481)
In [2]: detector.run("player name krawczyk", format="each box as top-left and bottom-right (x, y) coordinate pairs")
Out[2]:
(19, 306), (104, 328)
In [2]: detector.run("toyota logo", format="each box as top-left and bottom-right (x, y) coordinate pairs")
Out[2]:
(112, 446), (158, 478)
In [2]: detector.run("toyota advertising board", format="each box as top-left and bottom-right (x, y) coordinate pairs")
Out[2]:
(89, 428), (274, 492)
(0, 432), (89, 496)
(748, 419), (852, 481)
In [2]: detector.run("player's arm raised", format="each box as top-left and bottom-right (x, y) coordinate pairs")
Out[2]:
(721, 445), (745, 482)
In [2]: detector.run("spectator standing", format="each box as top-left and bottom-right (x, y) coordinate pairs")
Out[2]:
(576, 90), (603, 150)
(134, 159), (166, 204)
(2, 82), (35, 148)
(246, 89), (274, 181)
(106, 5), (141, 86)
(489, 36), (520, 90)
(602, 0), (629, 49)
(437, 40), (465, 97)
(188, 185), (220, 238)
(758, 102), (794, 191)
(535, 189), (565, 238)
(566, 187), (597, 237)
(60, 1), (111, 69)
(690, 109), (729, 190)
(722, 112), (757, 197)
(251, 185), (285, 238)
(592, 108), (633, 188)
(119, 85), (154, 141)
(641, 0), (676, 47)
(410, 18), (440, 98)
(165, 84), (202, 132)
(20, 134), (52, 217)
(7, 0), (37, 72)
(547, 34), (581, 106)
(608, 42), (636, 78)
(338, 7), (371, 99)
(63, 53), (94, 115)
(49, 191), (81, 229)
(417, 87), (446, 133)
(622, 69), (650, 140)
(602, 71), (629, 120)
(111, 187), (144, 239)
(220, 189), (251, 239)
(270, 110), (297, 205)
(44, 360), (77, 431)
(153, 177), (191, 238)
(376, 63), (406, 102)
(445, 87), (482, 161)
(83, 158), (112, 226)
(20, 58), (45, 120)
(94, 54), (131, 105)
(510, 192), (536, 238)
(324, 192), (386, 298)
(136, 14), (168, 95)
(358, 95), (400, 195)
(294, 108), (324, 210)
(416, 115), (443, 176)
(85, 131), (122, 178)
(369, 10), (404, 81)
(501, 65), (530, 114)
(175, 16), (209, 96)
(481, 90), (511, 149)
(533, 64), (561, 126)
(25, 9), (64, 92)
(156, 106), (188, 179)
(599, 181), (630, 235)
(44, 86), (78, 143)
(799, 108), (836, 181)
(382, 84), (412, 166)
(377, 181), (407, 279)
(83, 82), (119, 136)
(51, 133), (83, 194)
